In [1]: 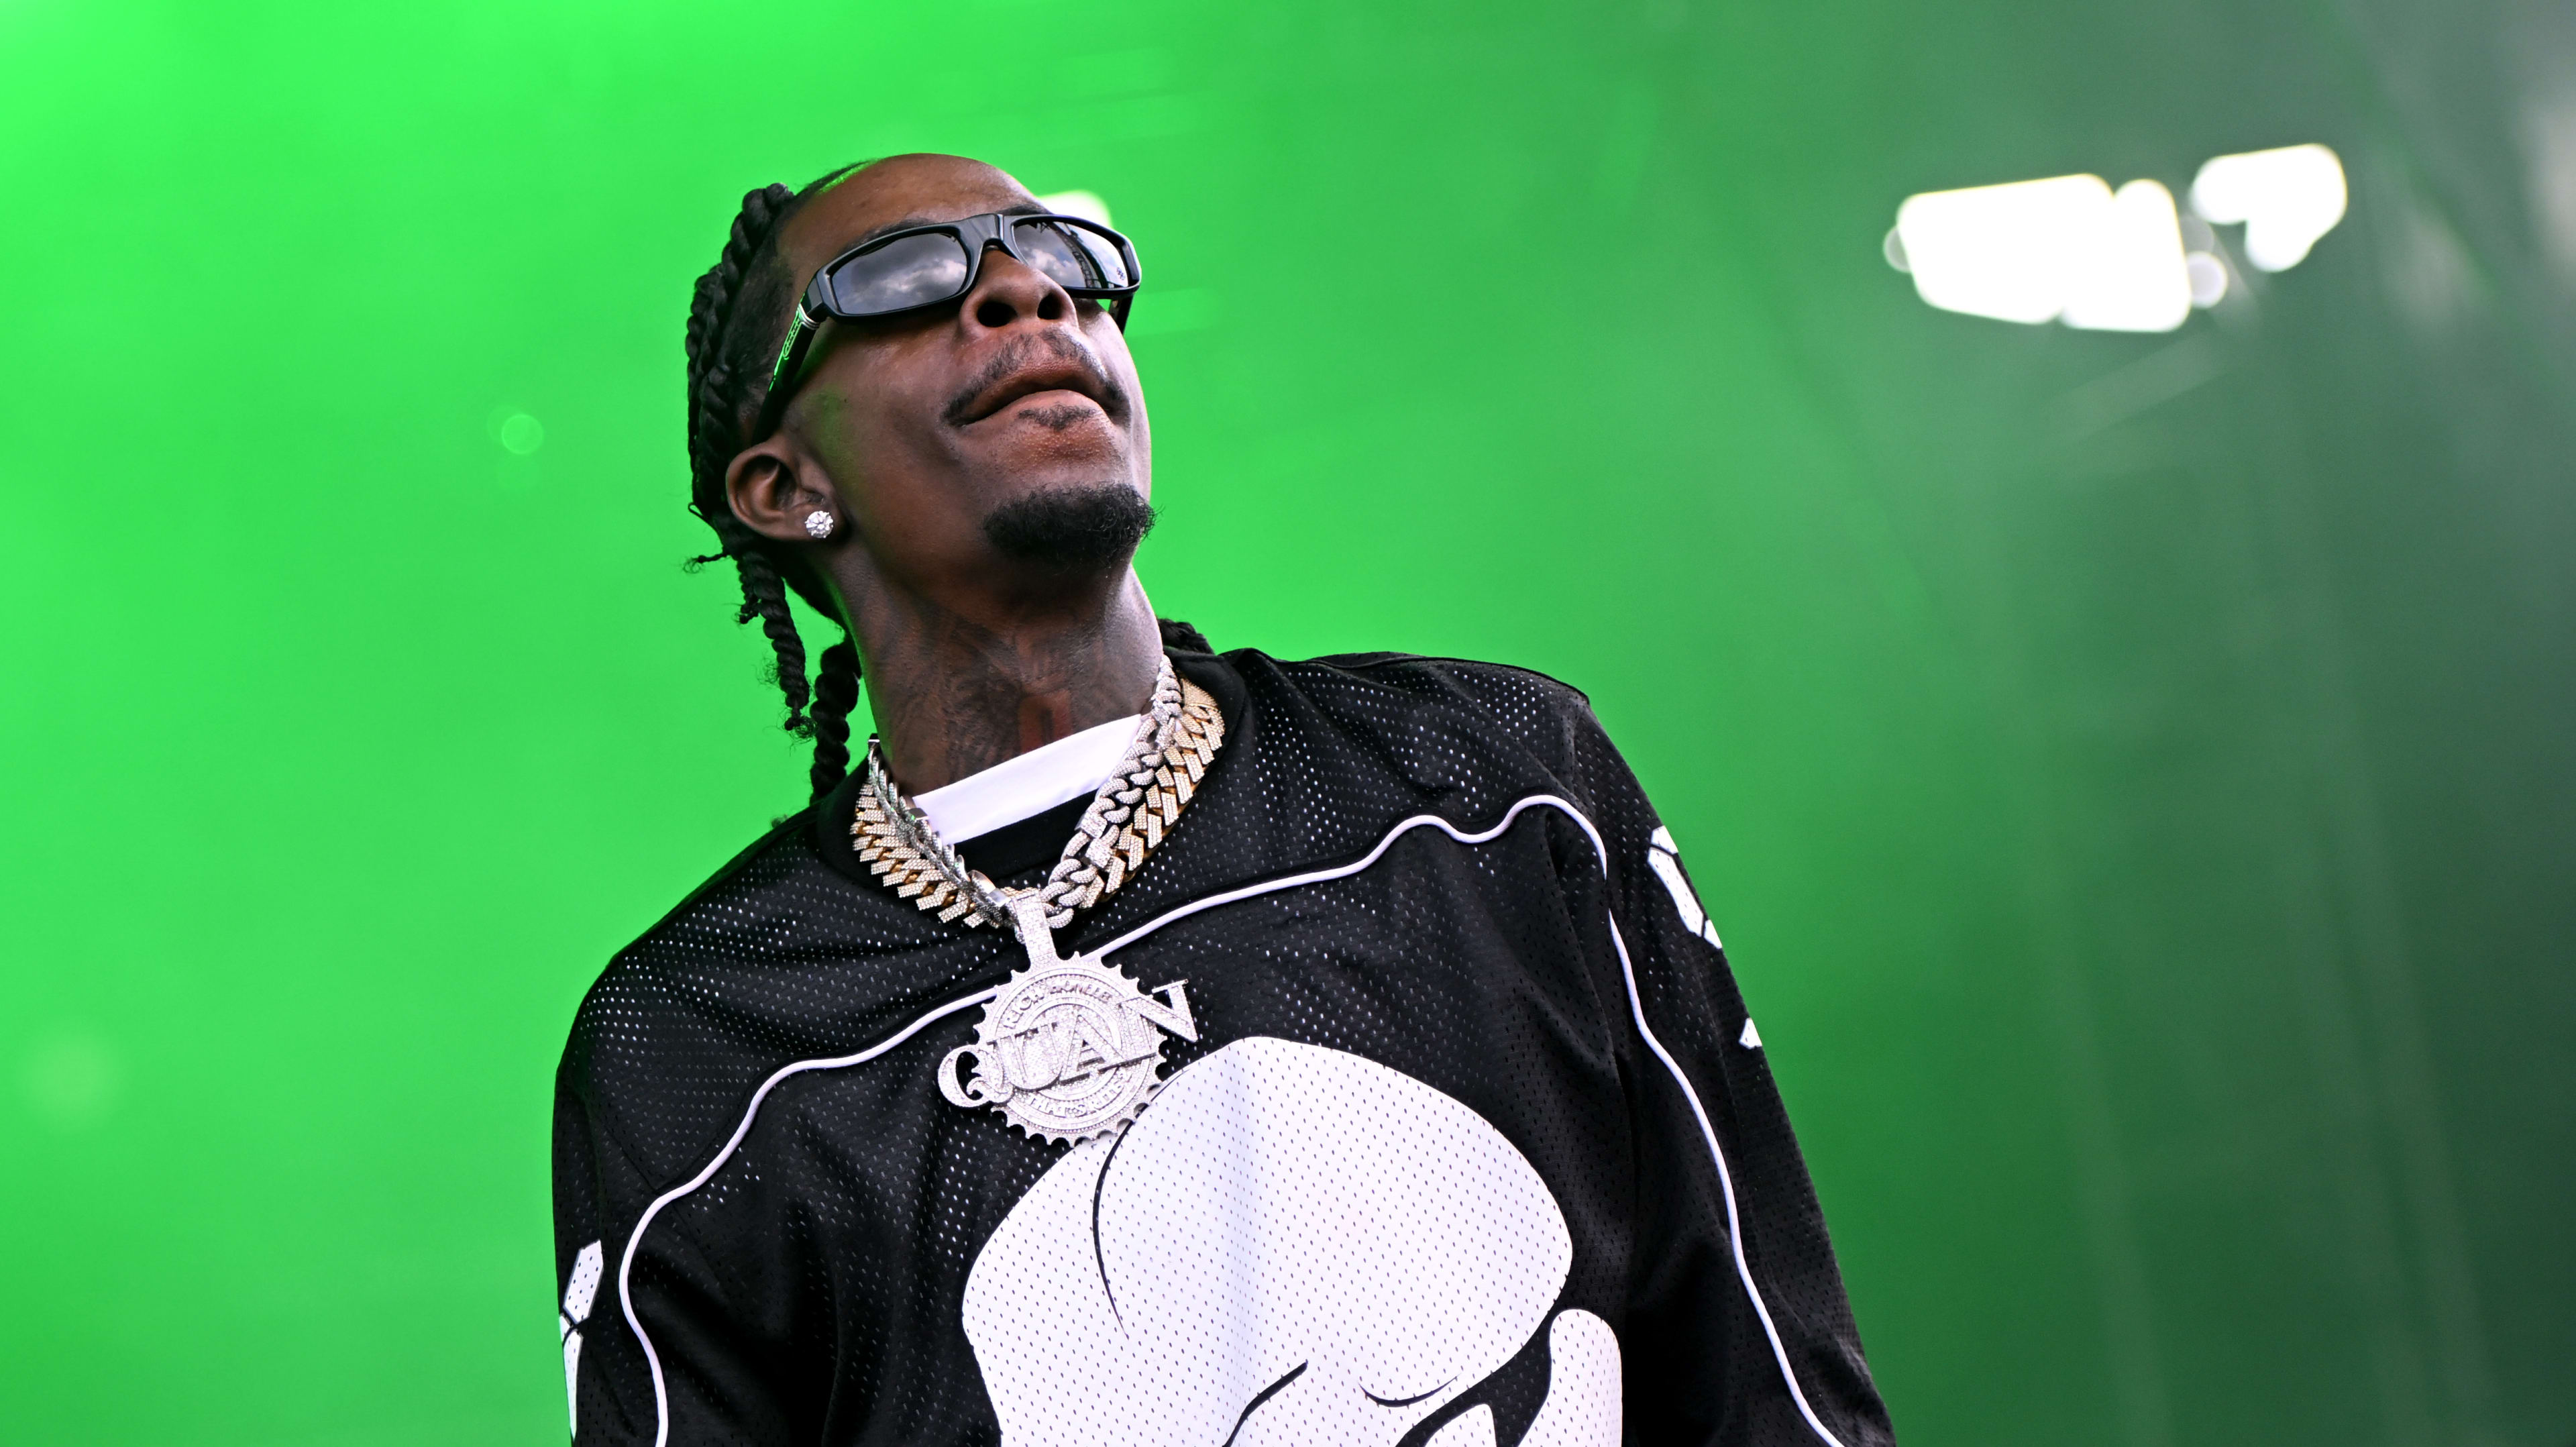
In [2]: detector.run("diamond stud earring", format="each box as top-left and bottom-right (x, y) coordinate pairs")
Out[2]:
(802, 510), (835, 540)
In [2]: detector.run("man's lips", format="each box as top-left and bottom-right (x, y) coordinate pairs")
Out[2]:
(959, 363), (1107, 425)
(944, 343), (1125, 427)
(991, 386), (1099, 419)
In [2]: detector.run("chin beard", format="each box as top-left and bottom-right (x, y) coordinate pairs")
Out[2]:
(982, 484), (1158, 572)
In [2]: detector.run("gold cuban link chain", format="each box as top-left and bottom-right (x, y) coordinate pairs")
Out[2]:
(851, 656), (1226, 931)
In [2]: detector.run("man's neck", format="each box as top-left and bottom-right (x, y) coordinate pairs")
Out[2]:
(847, 568), (1163, 796)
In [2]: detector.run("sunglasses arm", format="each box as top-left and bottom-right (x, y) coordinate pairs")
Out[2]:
(755, 299), (824, 439)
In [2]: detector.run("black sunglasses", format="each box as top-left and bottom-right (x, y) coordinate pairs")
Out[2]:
(757, 210), (1142, 436)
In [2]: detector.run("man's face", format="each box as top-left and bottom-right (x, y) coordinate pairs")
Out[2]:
(761, 154), (1152, 598)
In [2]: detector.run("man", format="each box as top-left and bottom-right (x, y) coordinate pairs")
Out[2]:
(553, 153), (1894, 1447)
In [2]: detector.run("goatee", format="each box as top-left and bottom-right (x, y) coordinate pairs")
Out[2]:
(982, 484), (1158, 571)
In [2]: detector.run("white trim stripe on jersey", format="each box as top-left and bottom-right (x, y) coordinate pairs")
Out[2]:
(611, 795), (1847, 1447)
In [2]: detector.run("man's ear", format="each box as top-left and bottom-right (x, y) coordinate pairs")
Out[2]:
(725, 437), (843, 543)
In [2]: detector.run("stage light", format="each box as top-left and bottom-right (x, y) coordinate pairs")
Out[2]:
(2190, 144), (2345, 271)
(1890, 174), (2190, 331)
(1893, 173), (2103, 324)
(2061, 180), (2193, 332)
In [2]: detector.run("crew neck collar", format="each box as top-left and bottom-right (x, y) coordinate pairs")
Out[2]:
(909, 711), (1146, 844)
(806, 648), (1247, 898)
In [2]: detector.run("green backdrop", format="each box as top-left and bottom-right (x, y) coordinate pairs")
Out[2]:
(4, 1), (2569, 1444)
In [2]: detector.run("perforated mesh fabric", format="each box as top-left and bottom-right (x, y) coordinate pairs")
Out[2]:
(553, 649), (1894, 1446)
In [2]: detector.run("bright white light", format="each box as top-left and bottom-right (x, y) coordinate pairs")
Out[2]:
(1035, 189), (1113, 227)
(2190, 144), (2345, 271)
(1892, 174), (2189, 331)
(1895, 173), (2109, 324)
(2061, 180), (2192, 332)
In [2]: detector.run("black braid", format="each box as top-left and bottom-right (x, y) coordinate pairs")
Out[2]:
(733, 550), (812, 733)
(682, 167), (869, 799)
(1157, 617), (1214, 653)
(808, 641), (863, 798)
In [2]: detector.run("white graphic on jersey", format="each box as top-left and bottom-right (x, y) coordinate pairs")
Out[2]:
(1407, 1314), (1618, 1447)
(1428, 1406), (1498, 1447)
(962, 1036), (1620, 1446)
(1647, 826), (1723, 951)
(1519, 1310), (1621, 1445)
(560, 1239), (603, 1436)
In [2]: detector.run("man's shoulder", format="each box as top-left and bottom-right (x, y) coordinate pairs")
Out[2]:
(559, 813), (836, 1091)
(557, 802), (1002, 1180)
(1282, 649), (1591, 702)
(1194, 647), (1626, 822)
(1225, 647), (1603, 759)
(611, 808), (826, 963)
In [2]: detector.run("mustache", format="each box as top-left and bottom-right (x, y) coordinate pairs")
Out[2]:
(939, 331), (1130, 428)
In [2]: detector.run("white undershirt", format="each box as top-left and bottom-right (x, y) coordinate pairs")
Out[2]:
(910, 712), (1146, 845)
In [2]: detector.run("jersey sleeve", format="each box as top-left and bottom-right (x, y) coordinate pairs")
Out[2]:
(1609, 820), (1894, 1446)
(553, 1055), (802, 1446)
(555, 1063), (645, 1444)
(1526, 699), (1894, 1447)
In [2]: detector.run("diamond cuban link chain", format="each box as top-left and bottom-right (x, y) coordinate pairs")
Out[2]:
(851, 655), (1226, 932)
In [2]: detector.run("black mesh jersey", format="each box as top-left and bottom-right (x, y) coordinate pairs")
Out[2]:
(552, 648), (1894, 1447)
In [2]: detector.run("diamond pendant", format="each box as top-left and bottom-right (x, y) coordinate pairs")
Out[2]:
(937, 894), (1199, 1144)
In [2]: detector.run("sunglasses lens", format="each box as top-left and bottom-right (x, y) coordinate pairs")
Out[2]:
(830, 231), (971, 315)
(1012, 219), (1134, 291)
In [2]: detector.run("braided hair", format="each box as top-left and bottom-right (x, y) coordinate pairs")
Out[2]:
(682, 164), (1216, 804)
(682, 167), (867, 802)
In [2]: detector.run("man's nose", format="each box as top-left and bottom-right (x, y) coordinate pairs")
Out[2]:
(962, 244), (1075, 331)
